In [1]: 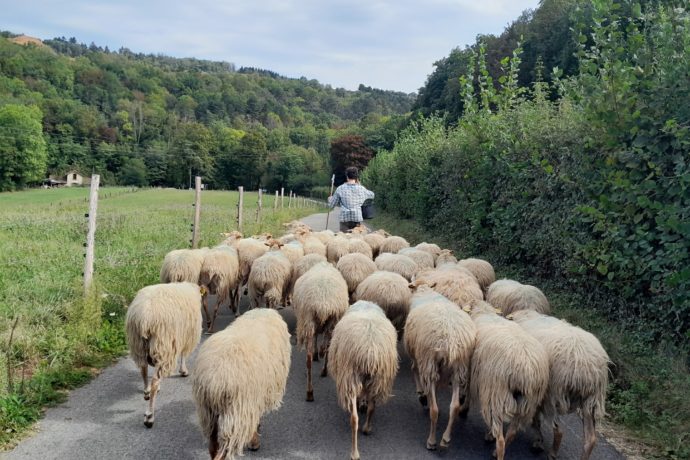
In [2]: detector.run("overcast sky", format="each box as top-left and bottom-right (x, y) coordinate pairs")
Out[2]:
(3, 0), (540, 93)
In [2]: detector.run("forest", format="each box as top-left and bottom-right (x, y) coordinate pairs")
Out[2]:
(0, 32), (412, 192)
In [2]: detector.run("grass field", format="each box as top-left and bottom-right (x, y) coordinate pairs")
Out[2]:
(370, 212), (690, 460)
(0, 186), (324, 445)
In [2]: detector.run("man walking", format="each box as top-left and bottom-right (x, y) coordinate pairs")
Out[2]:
(328, 166), (375, 233)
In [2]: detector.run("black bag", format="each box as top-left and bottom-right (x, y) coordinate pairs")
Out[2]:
(361, 199), (375, 219)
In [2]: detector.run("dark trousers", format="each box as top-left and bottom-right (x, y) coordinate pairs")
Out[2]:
(339, 221), (362, 233)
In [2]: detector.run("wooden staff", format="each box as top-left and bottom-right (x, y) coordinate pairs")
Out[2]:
(324, 174), (335, 231)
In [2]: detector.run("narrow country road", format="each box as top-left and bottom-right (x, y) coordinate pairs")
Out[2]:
(4, 211), (625, 460)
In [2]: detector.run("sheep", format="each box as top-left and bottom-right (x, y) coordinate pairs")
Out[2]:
(293, 261), (349, 402)
(467, 300), (549, 460)
(280, 240), (304, 265)
(509, 309), (610, 460)
(412, 266), (483, 308)
(336, 253), (378, 301)
(313, 229), (335, 245)
(486, 279), (551, 315)
(125, 282), (202, 428)
(399, 247), (435, 270)
(347, 237), (373, 259)
(378, 235), (410, 254)
(160, 248), (208, 284)
(363, 232), (386, 258)
(327, 235), (351, 264)
(294, 227), (327, 257)
(415, 242), (442, 261)
(435, 249), (457, 267)
(374, 252), (419, 281)
(199, 245), (241, 332)
(457, 258), (495, 294)
(354, 270), (411, 333)
(219, 230), (244, 246)
(193, 308), (290, 460)
(328, 301), (399, 460)
(247, 241), (292, 309)
(405, 284), (477, 451)
(283, 220), (311, 234)
(234, 237), (269, 287)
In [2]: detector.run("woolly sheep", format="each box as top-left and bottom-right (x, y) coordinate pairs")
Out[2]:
(378, 235), (410, 254)
(405, 284), (477, 451)
(248, 241), (292, 309)
(412, 266), (483, 308)
(363, 232), (385, 258)
(457, 258), (495, 294)
(294, 227), (327, 257)
(415, 242), (442, 262)
(435, 249), (457, 267)
(199, 245), (240, 332)
(281, 240), (305, 264)
(313, 229), (335, 245)
(509, 309), (610, 460)
(374, 252), (419, 281)
(348, 237), (373, 259)
(283, 220), (311, 234)
(293, 262), (349, 402)
(219, 230), (244, 246)
(327, 235), (351, 264)
(399, 247), (435, 270)
(193, 308), (291, 460)
(328, 301), (399, 460)
(336, 253), (378, 301)
(467, 300), (549, 460)
(125, 282), (202, 428)
(160, 248), (208, 284)
(486, 279), (551, 315)
(354, 270), (411, 333)
(235, 237), (269, 286)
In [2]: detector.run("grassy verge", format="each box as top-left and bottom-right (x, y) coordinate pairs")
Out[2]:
(371, 212), (690, 460)
(0, 187), (324, 448)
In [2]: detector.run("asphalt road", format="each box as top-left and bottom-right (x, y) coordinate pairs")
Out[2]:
(5, 212), (625, 460)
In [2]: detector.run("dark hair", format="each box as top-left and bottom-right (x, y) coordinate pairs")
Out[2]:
(345, 166), (359, 180)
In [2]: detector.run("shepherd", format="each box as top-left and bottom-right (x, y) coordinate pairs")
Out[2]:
(328, 166), (375, 233)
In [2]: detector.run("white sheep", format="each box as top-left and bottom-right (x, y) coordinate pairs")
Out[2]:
(293, 261), (349, 402)
(248, 241), (292, 309)
(363, 232), (386, 258)
(354, 270), (411, 333)
(399, 247), (435, 270)
(327, 235), (351, 264)
(336, 253), (377, 301)
(486, 279), (551, 315)
(374, 252), (419, 281)
(348, 237), (374, 259)
(415, 242), (442, 261)
(378, 235), (410, 254)
(412, 265), (483, 308)
(328, 301), (399, 460)
(294, 227), (327, 257)
(435, 249), (458, 267)
(289, 253), (328, 302)
(457, 258), (495, 294)
(313, 229), (335, 245)
(233, 237), (270, 302)
(199, 245), (240, 332)
(509, 309), (610, 460)
(467, 300), (549, 460)
(192, 308), (290, 460)
(405, 284), (477, 451)
(159, 248), (208, 283)
(125, 282), (202, 428)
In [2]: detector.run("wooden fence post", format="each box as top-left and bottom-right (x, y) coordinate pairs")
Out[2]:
(83, 174), (100, 294)
(256, 188), (263, 224)
(274, 190), (279, 211)
(237, 186), (244, 232)
(281, 187), (284, 209)
(191, 176), (202, 249)
(288, 191), (293, 208)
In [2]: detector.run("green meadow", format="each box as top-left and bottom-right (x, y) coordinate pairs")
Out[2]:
(0, 186), (323, 444)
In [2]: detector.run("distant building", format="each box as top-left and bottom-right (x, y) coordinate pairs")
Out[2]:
(45, 171), (92, 187)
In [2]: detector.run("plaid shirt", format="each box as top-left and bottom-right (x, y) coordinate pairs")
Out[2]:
(328, 182), (375, 222)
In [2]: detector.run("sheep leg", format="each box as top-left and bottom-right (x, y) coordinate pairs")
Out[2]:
(209, 417), (220, 459)
(411, 362), (427, 407)
(440, 379), (461, 451)
(493, 427), (506, 460)
(426, 383), (439, 450)
(178, 355), (189, 377)
(350, 395), (360, 460)
(530, 413), (546, 453)
(580, 411), (597, 460)
(247, 428), (261, 451)
(548, 416), (564, 460)
(312, 334), (319, 362)
(306, 335), (314, 402)
(144, 366), (162, 428)
(505, 419), (519, 450)
(202, 293), (212, 331)
(362, 395), (376, 435)
(140, 365), (150, 400)
(319, 332), (331, 377)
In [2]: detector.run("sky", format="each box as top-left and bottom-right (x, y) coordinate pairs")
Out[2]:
(3, 0), (541, 94)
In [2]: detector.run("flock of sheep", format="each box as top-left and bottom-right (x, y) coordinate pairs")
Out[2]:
(125, 221), (610, 460)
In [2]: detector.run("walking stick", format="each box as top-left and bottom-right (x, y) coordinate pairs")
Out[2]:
(325, 174), (335, 231)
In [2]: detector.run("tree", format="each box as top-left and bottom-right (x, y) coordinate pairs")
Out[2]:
(330, 135), (374, 185)
(0, 104), (47, 191)
(119, 157), (148, 186)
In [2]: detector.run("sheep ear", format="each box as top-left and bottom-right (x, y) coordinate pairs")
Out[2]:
(506, 313), (514, 320)
(462, 305), (471, 313)
(429, 282), (437, 288)
(494, 308), (503, 315)
(408, 282), (416, 289)
(264, 242), (271, 247)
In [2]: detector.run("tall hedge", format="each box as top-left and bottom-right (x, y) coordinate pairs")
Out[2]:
(363, 2), (690, 344)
